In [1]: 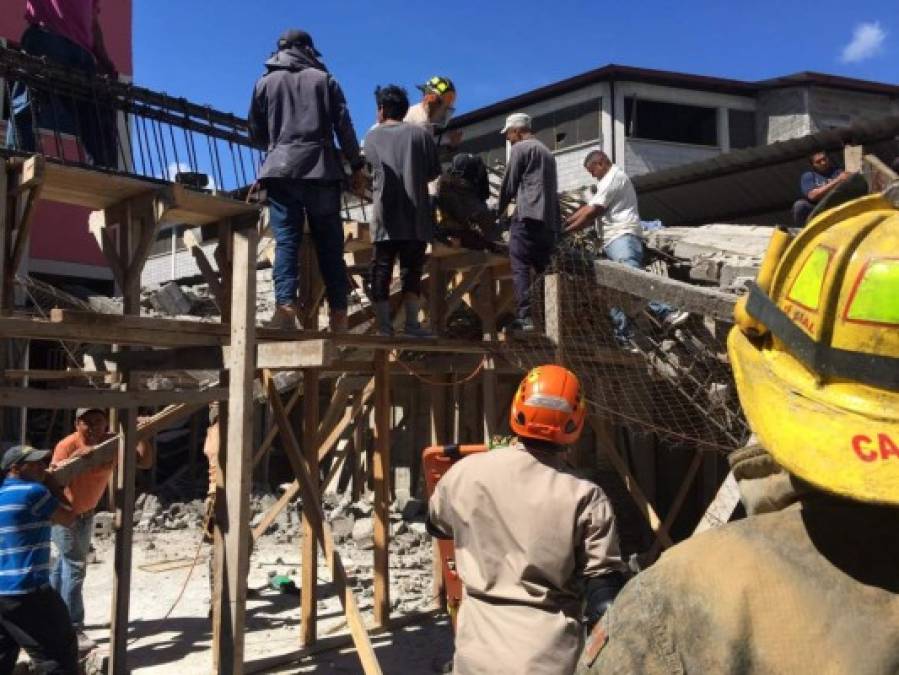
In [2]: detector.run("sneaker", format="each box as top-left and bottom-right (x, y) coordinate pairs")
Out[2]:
(266, 304), (300, 330)
(615, 338), (640, 355)
(403, 324), (435, 339)
(663, 310), (690, 329)
(76, 630), (96, 652)
(509, 317), (536, 332)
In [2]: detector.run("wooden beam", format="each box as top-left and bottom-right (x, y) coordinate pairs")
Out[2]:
(301, 369), (320, 646)
(593, 260), (737, 322)
(648, 450), (704, 558)
(588, 415), (672, 547)
(264, 369), (383, 675)
(251, 386), (302, 467)
(372, 351), (391, 628)
(0, 386), (226, 409)
(477, 268), (498, 442)
(693, 470), (740, 536)
(442, 267), (486, 322)
(0, 162), (11, 314)
(213, 225), (257, 674)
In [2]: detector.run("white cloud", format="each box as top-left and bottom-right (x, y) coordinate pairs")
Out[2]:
(841, 21), (886, 63)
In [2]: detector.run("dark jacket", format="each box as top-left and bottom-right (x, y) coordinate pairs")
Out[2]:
(498, 137), (560, 232)
(249, 47), (363, 181)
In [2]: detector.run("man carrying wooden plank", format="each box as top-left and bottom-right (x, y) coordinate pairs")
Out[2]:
(49, 407), (154, 652)
(428, 365), (627, 675)
(580, 192), (899, 674)
(0, 445), (78, 674)
(498, 113), (561, 332)
(565, 150), (688, 351)
(363, 85), (442, 338)
(249, 29), (366, 332)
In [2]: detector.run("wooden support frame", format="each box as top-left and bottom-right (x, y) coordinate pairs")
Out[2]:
(372, 351), (391, 628)
(301, 368), (320, 646)
(211, 225), (257, 674)
(1, 156), (45, 313)
(647, 449), (704, 558)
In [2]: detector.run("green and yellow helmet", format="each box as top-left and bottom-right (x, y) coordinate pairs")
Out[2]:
(729, 189), (899, 505)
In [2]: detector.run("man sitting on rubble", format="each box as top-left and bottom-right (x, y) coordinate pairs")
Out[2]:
(363, 85), (441, 338)
(429, 365), (628, 675)
(565, 150), (687, 351)
(435, 152), (504, 253)
(50, 407), (154, 652)
(0, 445), (78, 674)
(792, 151), (852, 227)
(6, 0), (119, 167)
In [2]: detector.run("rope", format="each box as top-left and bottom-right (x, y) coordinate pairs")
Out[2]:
(391, 353), (486, 386)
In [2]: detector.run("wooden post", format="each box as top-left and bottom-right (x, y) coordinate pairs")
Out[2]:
(477, 268), (497, 443)
(352, 418), (365, 501)
(372, 350), (391, 628)
(0, 163), (10, 315)
(301, 368), (320, 646)
(212, 224), (257, 674)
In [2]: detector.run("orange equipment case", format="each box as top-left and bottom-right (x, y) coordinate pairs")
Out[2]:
(421, 444), (487, 629)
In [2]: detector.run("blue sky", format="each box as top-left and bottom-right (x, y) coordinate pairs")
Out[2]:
(134, 0), (896, 128)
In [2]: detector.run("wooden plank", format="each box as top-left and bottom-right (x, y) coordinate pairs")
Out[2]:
(442, 267), (486, 322)
(478, 268), (498, 442)
(587, 415), (672, 547)
(257, 340), (336, 370)
(158, 184), (259, 227)
(0, 161), (10, 314)
(593, 260), (738, 321)
(9, 158), (44, 276)
(213, 226), (257, 674)
(692, 470), (741, 536)
(372, 351), (391, 628)
(0, 386), (226, 409)
(183, 228), (225, 306)
(265, 370), (383, 675)
(302, 369), (320, 646)
(41, 160), (159, 210)
(648, 450), (705, 558)
(251, 386), (302, 467)
(108, 394), (137, 675)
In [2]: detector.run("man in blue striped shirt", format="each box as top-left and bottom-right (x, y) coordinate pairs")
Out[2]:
(0, 445), (77, 674)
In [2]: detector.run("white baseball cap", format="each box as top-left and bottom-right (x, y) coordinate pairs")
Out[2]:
(501, 112), (531, 134)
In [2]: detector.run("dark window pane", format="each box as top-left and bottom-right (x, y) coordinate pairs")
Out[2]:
(729, 109), (756, 149)
(625, 97), (718, 146)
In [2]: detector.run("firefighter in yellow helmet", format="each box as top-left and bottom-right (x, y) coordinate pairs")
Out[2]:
(580, 188), (899, 674)
(428, 365), (628, 675)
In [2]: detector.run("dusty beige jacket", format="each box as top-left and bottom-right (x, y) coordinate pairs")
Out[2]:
(582, 496), (899, 675)
(429, 444), (626, 675)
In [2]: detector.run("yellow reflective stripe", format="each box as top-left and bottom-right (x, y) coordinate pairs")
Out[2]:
(847, 259), (899, 325)
(788, 246), (831, 310)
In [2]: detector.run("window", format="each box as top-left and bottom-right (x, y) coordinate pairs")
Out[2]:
(532, 98), (602, 151)
(788, 246), (833, 311)
(729, 110), (756, 149)
(845, 258), (899, 326)
(625, 97), (717, 146)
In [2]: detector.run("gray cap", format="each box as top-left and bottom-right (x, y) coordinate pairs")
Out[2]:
(75, 407), (106, 420)
(501, 112), (531, 134)
(1, 445), (51, 472)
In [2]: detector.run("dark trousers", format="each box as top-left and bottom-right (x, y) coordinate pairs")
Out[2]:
(792, 198), (815, 228)
(6, 24), (118, 168)
(0, 586), (78, 674)
(370, 241), (427, 302)
(509, 218), (555, 319)
(266, 178), (349, 311)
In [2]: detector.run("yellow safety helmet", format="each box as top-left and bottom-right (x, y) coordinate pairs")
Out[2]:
(728, 188), (899, 506)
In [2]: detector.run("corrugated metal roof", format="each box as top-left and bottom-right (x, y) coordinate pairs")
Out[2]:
(634, 115), (899, 227)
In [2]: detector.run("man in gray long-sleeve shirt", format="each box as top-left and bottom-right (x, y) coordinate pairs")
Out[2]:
(249, 29), (365, 331)
(498, 113), (560, 331)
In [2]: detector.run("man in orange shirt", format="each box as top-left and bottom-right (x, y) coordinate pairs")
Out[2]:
(50, 407), (154, 650)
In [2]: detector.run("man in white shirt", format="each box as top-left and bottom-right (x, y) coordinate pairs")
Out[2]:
(565, 150), (687, 349)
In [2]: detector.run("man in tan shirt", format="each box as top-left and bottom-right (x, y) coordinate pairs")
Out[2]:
(429, 365), (627, 674)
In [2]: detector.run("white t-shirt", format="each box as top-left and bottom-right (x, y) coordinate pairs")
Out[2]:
(404, 103), (441, 196)
(588, 164), (642, 245)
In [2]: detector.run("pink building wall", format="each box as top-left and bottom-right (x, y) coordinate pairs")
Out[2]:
(1, 1), (133, 276)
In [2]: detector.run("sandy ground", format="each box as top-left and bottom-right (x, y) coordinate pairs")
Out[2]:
(76, 530), (454, 674)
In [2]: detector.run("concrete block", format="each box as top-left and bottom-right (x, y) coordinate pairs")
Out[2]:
(149, 282), (192, 316)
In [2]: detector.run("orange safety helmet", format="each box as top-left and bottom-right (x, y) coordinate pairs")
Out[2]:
(510, 365), (586, 446)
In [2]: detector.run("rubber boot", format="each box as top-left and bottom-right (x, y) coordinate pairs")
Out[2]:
(375, 301), (394, 337)
(329, 308), (348, 333)
(403, 294), (433, 338)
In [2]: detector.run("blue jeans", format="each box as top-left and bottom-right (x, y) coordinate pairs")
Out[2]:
(6, 25), (118, 167)
(50, 513), (94, 628)
(266, 178), (348, 311)
(603, 234), (673, 342)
